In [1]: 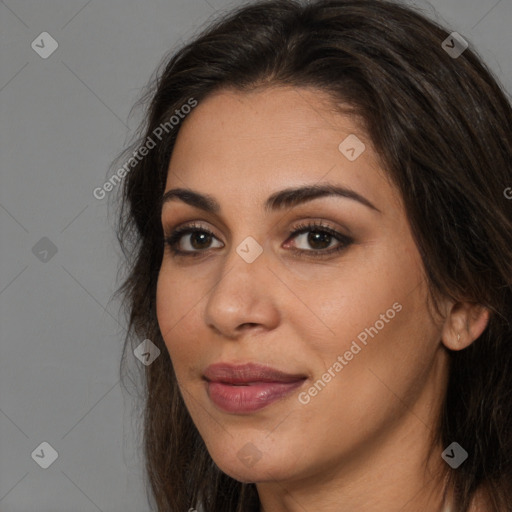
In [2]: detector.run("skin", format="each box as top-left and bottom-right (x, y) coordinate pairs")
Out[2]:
(156, 86), (490, 512)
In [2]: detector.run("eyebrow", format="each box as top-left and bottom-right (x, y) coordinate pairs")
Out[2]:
(161, 183), (381, 215)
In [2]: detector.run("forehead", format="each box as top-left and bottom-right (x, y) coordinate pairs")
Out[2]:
(164, 86), (396, 212)
(171, 86), (366, 165)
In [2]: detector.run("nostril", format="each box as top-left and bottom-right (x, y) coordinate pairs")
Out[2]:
(239, 322), (259, 329)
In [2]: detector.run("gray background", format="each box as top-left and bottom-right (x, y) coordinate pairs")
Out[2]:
(1, 0), (510, 510)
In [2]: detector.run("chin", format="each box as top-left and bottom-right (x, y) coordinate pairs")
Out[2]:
(216, 460), (286, 484)
(219, 466), (264, 484)
(206, 443), (300, 484)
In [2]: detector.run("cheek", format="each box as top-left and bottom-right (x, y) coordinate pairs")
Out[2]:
(300, 239), (434, 396)
(290, 246), (416, 359)
(156, 268), (177, 341)
(302, 271), (440, 434)
(156, 267), (199, 363)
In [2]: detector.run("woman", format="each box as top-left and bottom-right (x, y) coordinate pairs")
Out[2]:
(113, 0), (512, 510)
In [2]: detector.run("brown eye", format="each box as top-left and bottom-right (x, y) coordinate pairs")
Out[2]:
(164, 223), (223, 257)
(294, 230), (336, 250)
(188, 231), (214, 250)
(285, 221), (353, 257)
(164, 221), (353, 259)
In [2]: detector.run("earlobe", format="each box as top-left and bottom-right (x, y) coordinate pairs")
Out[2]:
(441, 302), (491, 351)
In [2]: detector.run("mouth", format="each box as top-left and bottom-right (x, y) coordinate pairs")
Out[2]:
(203, 362), (307, 414)
(203, 362), (307, 383)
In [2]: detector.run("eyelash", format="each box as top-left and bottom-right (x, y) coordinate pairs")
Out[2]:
(164, 221), (353, 260)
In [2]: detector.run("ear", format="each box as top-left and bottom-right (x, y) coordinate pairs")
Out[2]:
(441, 301), (491, 351)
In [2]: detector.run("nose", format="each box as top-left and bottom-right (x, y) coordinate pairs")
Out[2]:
(203, 242), (281, 339)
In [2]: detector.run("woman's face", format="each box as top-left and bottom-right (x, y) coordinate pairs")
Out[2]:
(156, 86), (448, 487)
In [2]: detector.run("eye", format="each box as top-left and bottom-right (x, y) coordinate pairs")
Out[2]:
(163, 220), (353, 259)
(284, 221), (353, 258)
(164, 222), (222, 257)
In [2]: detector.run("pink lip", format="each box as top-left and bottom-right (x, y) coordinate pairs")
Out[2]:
(203, 363), (307, 414)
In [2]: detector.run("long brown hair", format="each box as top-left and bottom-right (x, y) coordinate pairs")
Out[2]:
(112, 1), (512, 510)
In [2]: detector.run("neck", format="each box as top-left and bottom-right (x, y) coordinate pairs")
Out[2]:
(256, 422), (449, 512)
(256, 346), (451, 512)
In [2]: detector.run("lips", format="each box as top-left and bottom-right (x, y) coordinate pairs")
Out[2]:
(203, 362), (307, 413)
(203, 362), (306, 384)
